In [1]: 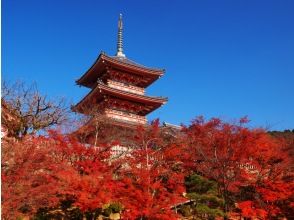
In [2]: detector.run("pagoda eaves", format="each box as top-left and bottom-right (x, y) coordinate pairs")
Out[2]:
(76, 53), (165, 88)
(72, 82), (167, 116)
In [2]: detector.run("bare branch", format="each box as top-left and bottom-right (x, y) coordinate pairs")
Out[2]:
(1, 81), (69, 138)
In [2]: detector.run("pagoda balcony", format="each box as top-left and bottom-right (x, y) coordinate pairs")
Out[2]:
(105, 108), (147, 124)
(107, 80), (145, 95)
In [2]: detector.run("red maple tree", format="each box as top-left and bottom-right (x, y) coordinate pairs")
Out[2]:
(115, 121), (186, 219)
(47, 131), (118, 214)
(1, 132), (118, 219)
(182, 116), (293, 219)
(2, 136), (63, 219)
(237, 132), (294, 219)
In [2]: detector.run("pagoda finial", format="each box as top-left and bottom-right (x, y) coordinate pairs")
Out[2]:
(116, 13), (126, 58)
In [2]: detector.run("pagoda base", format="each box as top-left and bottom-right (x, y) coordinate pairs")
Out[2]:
(71, 115), (144, 145)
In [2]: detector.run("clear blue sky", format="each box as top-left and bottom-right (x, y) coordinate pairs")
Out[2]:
(2, 0), (294, 130)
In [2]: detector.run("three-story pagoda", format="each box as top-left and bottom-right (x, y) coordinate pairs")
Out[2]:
(72, 14), (167, 130)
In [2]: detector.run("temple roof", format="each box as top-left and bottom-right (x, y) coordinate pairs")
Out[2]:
(76, 53), (165, 88)
(72, 82), (167, 115)
(109, 55), (162, 70)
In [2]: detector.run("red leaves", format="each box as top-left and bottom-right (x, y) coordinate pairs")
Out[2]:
(2, 123), (187, 219)
(239, 116), (250, 124)
(238, 201), (267, 218)
(257, 180), (294, 202)
(2, 117), (292, 219)
(183, 117), (255, 189)
(182, 116), (293, 218)
(1, 136), (63, 218)
(114, 123), (186, 219)
(1, 133), (117, 218)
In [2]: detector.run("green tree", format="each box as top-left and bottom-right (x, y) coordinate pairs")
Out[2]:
(179, 174), (224, 219)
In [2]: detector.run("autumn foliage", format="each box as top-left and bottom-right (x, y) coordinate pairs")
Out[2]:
(182, 116), (293, 219)
(1, 122), (185, 219)
(1, 117), (293, 219)
(116, 121), (185, 219)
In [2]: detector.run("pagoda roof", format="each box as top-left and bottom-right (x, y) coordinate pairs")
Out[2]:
(72, 82), (167, 115)
(76, 53), (165, 88)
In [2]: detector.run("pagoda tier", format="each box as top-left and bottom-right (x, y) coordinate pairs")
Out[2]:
(72, 82), (167, 117)
(76, 53), (164, 88)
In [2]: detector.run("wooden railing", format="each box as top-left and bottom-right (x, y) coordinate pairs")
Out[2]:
(105, 108), (147, 124)
(107, 80), (145, 95)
